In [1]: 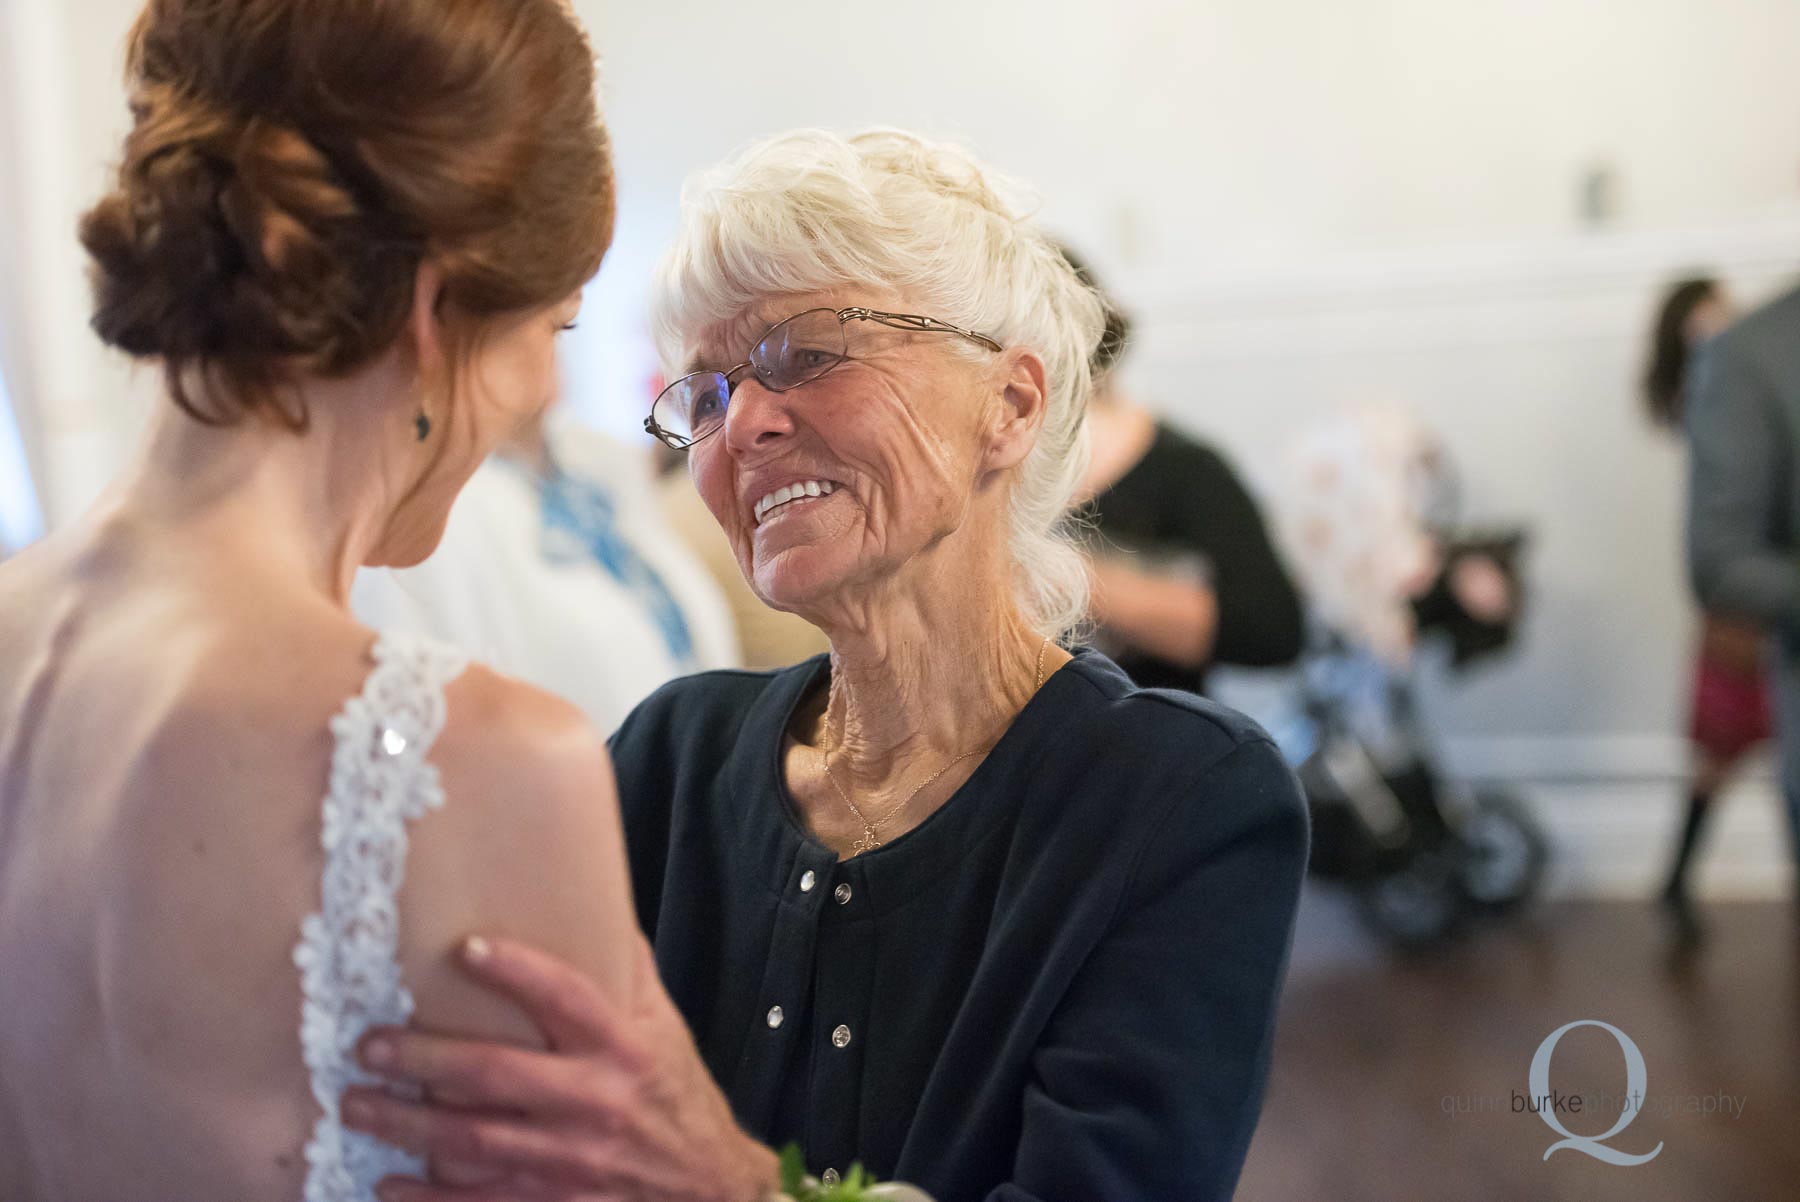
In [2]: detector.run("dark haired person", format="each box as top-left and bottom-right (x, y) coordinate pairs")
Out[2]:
(0, 3), (778, 1198)
(1641, 277), (1763, 934)
(1065, 247), (1305, 696)
(1686, 278), (1800, 913)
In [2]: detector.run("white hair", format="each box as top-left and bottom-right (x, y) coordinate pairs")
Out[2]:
(650, 128), (1105, 640)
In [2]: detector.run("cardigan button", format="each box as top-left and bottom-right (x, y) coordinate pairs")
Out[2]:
(834, 882), (853, 904)
(821, 1168), (840, 1186)
(766, 1006), (784, 1029)
(800, 870), (816, 892)
(831, 1024), (852, 1048)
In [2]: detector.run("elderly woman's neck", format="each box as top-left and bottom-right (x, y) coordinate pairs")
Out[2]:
(817, 593), (1051, 771)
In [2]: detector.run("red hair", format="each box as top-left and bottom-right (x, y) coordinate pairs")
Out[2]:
(79, 0), (614, 428)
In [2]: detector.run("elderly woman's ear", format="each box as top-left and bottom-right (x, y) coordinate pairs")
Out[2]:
(978, 348), (1051, 475)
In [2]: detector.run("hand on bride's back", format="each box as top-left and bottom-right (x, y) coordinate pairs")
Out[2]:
(344, 934), (779, 1202)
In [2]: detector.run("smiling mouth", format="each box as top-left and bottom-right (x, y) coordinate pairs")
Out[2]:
(753, 479), (839, 526)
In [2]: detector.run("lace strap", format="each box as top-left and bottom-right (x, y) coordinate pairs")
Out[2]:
(293, 630), (469, 1201)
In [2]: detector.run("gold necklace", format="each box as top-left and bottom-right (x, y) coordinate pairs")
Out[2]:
(824, 634), (1053, 856)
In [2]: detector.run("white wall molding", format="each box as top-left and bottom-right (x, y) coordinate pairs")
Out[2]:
(1439, 734), (1775, 785)
(1127, 214), (1800, 362)
(1441, 735), (1789, 899)
(1526, 782), (1791, 900)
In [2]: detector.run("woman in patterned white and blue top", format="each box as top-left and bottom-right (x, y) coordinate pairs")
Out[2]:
(352, 406), (740, 734)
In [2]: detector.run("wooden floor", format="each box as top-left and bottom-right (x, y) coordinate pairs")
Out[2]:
(1234, 896), (1800, 1202)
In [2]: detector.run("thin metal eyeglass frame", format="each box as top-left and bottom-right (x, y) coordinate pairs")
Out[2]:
(644, 306), (1005, 450)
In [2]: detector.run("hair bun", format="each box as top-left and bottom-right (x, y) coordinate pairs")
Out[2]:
(80, 0), (613, 428)
(79, 88), (410, 383)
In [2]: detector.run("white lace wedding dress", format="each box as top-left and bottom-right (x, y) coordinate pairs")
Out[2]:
(278, 629), (936, 1202)
(291, 631), (468, 1201)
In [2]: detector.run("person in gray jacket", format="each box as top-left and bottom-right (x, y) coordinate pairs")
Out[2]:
(1686, 283), (1800, 878)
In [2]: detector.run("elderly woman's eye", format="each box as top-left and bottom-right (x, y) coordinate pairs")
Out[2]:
(690, 390), (725, 424)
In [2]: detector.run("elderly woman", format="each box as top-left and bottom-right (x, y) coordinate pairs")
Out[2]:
(346, 130), (1308, 1202)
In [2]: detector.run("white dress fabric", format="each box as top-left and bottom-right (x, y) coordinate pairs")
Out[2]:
(293, 630), (468, 1202)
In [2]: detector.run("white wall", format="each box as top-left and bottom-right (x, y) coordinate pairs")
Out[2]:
(0, 0), (156, 527)
(5, 0), (1799, 891)
(570, 0), (1800, 433)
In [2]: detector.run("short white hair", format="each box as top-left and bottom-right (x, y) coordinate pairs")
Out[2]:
(650, 128), (1105, 640)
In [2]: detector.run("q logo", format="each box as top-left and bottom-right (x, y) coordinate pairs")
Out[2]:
(1529, 1020), (1664, 1165)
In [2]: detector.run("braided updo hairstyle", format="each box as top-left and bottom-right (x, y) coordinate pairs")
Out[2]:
(79, 0), (614, 429)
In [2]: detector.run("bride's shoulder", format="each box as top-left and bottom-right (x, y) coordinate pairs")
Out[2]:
(400, 659), (642, 1031)
(435, 660), (612, 803)
(190, 620), (614, 837)
(215, 621), (638, 1039)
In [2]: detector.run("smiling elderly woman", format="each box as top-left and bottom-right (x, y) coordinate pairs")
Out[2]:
(348, 129), (1308, 1202)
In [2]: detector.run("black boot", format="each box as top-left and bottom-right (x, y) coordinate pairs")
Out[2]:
(1660, 792), (1711, 941)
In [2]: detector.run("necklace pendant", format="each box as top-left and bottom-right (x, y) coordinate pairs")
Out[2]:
(852, 829), (881, 855)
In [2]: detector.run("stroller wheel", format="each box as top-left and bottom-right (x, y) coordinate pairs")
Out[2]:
(1355, 850), (1466, 946)
(1457, 790), (1548, 910)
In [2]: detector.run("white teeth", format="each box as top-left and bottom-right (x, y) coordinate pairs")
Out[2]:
(754, 479), (837, 525)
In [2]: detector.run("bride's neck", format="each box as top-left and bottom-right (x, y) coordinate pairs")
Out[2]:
(112, 376), (406, 606)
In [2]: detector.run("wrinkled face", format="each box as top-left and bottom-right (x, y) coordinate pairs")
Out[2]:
(373, 290), (582, 566)
(685, 289), (1004, 615)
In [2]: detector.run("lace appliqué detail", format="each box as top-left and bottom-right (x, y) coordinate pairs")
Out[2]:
(294, 631), (468, 1201)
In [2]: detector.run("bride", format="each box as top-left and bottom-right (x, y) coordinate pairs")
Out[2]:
(0, 2), (773, 1199)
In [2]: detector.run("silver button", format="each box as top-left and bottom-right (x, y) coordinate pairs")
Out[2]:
(821, 1168), (840, 1186)
(834, 882), (853, 904)
(831, 1023), (852, 1048)
(800, 870), (816, 892)
(766, 1005), (784, 1029)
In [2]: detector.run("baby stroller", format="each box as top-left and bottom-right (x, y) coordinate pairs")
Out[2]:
(1284, 531), (1549, 944)
(1272, 408), (1549, 945)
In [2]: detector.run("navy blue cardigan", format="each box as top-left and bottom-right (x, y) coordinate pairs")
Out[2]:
(607, 648), (1308, 1202)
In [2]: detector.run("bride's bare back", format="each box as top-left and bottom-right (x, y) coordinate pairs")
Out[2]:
(2, 1), (627, 1195)
(0, 506), (640, 1201)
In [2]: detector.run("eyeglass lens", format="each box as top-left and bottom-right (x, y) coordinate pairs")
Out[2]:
(650, 308), (848, 447)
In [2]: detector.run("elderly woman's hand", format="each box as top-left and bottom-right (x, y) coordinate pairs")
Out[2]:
(342, 933), (781, 1202)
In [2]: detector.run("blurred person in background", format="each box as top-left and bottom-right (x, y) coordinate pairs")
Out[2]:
(1685, 277), (1800, 903)
(1066, 246), (1305, 696)
(354, 403), (740, 731)
(1643, 276), (1765, 935)
(1275, 402), (1524, 746)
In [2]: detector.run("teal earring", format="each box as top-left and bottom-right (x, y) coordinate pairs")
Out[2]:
(414, 412), (431, 441)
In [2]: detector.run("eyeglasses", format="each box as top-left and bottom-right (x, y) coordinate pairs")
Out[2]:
(644, 305), (1004, 451)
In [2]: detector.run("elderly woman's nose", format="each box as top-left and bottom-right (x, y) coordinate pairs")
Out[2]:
(723, 376), (800, 452)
